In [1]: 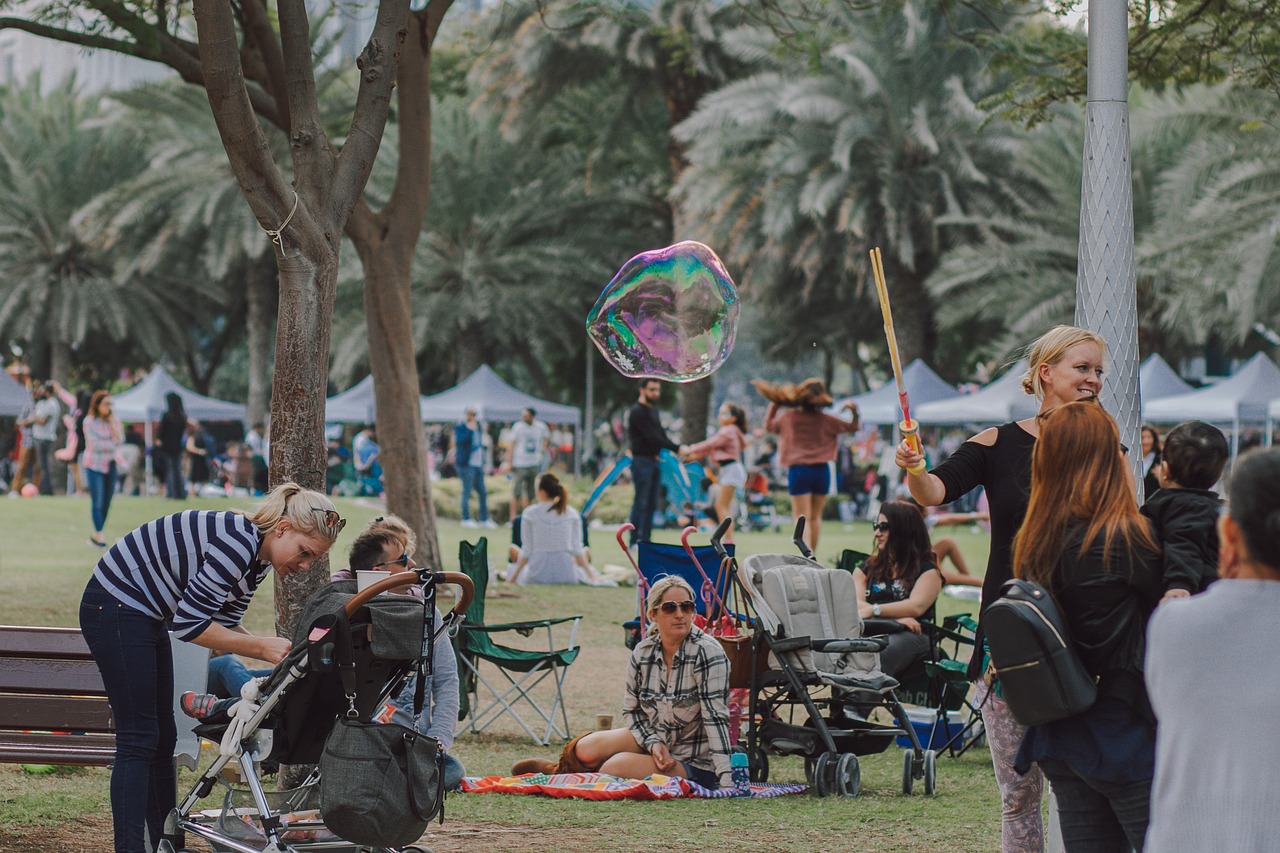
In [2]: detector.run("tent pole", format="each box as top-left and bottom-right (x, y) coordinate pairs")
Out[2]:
(1267, 416), (1273, 449)
(1233, 416), (1240, 464)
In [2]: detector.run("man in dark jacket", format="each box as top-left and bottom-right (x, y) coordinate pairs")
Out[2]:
(1140, 421), (1229, 602)
(627, 379), (684, 546)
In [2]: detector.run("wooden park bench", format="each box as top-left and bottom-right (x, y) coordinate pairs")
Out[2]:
(0, 625), (208, 768)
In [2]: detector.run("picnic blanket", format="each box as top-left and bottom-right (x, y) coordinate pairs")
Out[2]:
(460, 772), (807, 800)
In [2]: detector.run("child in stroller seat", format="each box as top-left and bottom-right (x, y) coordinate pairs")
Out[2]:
(182, 515), (467, 790)
(853, 501), (944, 680)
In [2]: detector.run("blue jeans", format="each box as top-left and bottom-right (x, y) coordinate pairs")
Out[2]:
(86, 464), (117, 534)
(1039, 757), (1151, 852)
(629, 455), (661, 545)
(207, 653), (270, 699)
(162, 450), (185, 499)
(441, 752), (465, 791)
(459, 465), (488, 522)
(79, 577), (177, 853)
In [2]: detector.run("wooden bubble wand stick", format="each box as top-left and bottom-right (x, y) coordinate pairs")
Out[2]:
(870, 247), (926, 475)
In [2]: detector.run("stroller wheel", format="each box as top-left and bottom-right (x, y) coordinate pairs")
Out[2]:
(922, 749), (937, 796)
(835, 753), (860, 798)
(813, 751), (840, 797)
(901, 748), (915, 795)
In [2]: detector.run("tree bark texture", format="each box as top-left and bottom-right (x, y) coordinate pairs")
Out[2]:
(678, 379), (713, 444)
(245, 250), (278, 429)
(193, 0), (411, 638)
(344, 5), (451, 572)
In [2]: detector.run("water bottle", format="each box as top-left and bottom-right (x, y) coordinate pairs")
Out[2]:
(730, 751), (751, 797)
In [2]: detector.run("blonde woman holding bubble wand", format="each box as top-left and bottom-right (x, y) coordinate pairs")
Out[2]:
(894, 324), (1109, 853)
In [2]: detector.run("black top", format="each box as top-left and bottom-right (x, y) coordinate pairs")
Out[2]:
(932, 422), (1035, 617)
(1140, 487), (1222, 594)
(628, 402), (678, 458)
(1015, 523), (1162, 784)
(931, 421), (1035, 677)
(159, 412), (187, 454)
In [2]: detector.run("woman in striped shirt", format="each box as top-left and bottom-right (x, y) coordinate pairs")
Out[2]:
(78, 483), (344, 853)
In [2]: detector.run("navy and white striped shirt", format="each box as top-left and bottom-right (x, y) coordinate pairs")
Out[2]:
(92, 510), (267, 641)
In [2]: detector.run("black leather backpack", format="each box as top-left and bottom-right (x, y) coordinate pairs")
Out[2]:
(983, 579), (1097, 726)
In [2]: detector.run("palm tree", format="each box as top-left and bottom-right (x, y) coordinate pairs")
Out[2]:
(470, 0), (752, 439)
(1137, 85), (1280, 355)
(78, 80), (283, 421)
(329, 96), (666, 401)
(675, 2), (1029, 377)
(0, 76), (181, 382)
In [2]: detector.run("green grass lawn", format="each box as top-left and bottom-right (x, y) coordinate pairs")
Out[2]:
(0, 494), (1002, 851)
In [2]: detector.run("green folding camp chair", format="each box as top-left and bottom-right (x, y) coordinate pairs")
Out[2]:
(454, 538), (582, 745)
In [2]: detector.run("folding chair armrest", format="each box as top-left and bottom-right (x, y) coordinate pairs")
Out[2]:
(861, 618), (910, 636)
(924, 622), (974, 646)
(465, 615), (582, 634)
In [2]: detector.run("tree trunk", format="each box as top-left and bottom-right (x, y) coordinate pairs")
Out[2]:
(341, 6), (450, 571)
(49, 340), (72, 385)
(269, 246), (341, 639)
(245, 250), (278, 429)
(881, 257), (936, 366)
(455, 325), (485, 382)
(678, 379), (712, 444)
(350, 230), (443, 572)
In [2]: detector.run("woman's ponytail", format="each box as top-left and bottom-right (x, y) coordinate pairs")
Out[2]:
(538, 472), (568, 514)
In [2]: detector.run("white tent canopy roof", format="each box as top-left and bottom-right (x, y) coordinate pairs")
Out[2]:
(112, 365), (247, 423)
(832, 359), (959, 425)
(419, 365), (580, 424)
(325, 376), (432, 424)
(0, 370), (33, 417)
(1139, 353), (1194, 405)
(914, 360), (1038, 426)
(1143, 352), (1280, 425)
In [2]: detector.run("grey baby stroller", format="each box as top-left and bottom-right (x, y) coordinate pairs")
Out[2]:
(720, 519), (937, 797)
(157, 569), (473, 853)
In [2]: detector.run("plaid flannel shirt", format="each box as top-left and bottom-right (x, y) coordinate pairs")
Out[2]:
(623, 626), (733, 785)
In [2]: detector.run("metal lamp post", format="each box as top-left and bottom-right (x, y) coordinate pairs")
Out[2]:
(1076, 0), (1143, 489)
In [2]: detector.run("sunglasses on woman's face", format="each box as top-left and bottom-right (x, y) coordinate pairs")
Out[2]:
(873, 522), (891, 533)
(313, 508), (347, 536)
(373, 552), (411, 571)
(658, 600), (696, 615)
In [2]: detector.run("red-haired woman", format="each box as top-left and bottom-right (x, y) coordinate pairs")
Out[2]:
(1012, 401), (1161, 851)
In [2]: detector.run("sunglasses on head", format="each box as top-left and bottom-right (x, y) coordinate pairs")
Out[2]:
(658, 600), (696, 614)
(314, 508), (347, 536)
(873, 522), (890, 533)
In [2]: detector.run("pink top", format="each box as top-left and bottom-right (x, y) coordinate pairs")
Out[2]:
(686, 425), (748, 465)
(82, 416), (122, 474)
(764, 403), (856, 467)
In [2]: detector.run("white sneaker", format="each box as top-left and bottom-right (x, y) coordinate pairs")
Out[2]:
(481, 519), (498, 529)
(460, 519), (479, 529)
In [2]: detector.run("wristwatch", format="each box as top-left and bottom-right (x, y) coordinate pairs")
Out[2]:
(871, 604), (882, 617)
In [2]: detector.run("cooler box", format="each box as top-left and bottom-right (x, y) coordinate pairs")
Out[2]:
(895, 708), (965, 750)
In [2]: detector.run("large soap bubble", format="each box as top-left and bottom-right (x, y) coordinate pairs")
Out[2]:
(586, 240), (740, 383)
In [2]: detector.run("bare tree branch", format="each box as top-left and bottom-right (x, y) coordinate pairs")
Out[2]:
(241, 0), (292, 132)
(0, 16), (138, 53)
(192, 0), (297, 232)
(277, 0), (336, 196)
(332, 0), (411, 221)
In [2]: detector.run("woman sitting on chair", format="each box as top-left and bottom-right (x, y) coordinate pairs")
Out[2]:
(854, 500), (944, 679)
(511, 576), (733, 788)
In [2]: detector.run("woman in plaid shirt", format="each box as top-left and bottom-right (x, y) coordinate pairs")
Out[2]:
(512, 576), (733, 788)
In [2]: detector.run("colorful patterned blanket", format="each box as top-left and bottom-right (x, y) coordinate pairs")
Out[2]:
(460, 772), (807, 801)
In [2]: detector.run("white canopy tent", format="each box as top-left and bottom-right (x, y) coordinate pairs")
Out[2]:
(1139, 353), (1194, 404)
(325, 375), (431, 424)
(831, 359), (959, 425)
(1144, 353), (1280, 458)
(111, 365), (247, 485)
(914, 360), (1038, 426)
(419, 365), (580, 424)
(0, 370), (33, 417)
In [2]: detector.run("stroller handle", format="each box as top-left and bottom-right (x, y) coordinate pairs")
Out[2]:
(343, 571), (475, 621)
